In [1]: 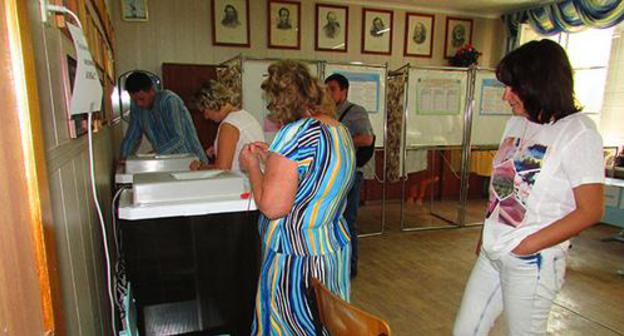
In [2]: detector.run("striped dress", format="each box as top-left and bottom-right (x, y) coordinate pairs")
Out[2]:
(252, 118), (356, 335)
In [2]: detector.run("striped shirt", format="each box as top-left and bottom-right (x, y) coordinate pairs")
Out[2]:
(120, 90), (208, 163)
(259, 118), (356, 256)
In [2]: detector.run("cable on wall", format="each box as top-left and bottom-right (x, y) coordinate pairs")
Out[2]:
(44, 3), (117, 335)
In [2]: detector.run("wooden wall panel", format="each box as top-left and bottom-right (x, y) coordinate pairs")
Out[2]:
(25, 0), (118, 334)
(49, 170), (82, 335)
(78, 153), (107, 336)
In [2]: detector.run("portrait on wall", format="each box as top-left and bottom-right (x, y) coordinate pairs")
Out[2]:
(268, 0), (300, 49)
(212, 0), (250, 47)
(315, 4), (348, 52)
(120, 0), (148, 22)
(361, 8), (393, 55)
(444, 17), (473, 58)
(404, 13), (434, 58)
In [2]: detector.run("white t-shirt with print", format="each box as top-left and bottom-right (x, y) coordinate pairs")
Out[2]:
(482, 113), (604, 260)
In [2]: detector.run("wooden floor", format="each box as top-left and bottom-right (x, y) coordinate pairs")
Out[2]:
(352, 201), (624, 335)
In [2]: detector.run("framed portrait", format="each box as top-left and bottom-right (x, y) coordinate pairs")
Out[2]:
(444, 17), (473, 58)
(404, 13), (434, 58)
(212, 0), (250, 47)
(361, 8), (393, 55)
(120, 0), (148, 22)
(315, 4), (348, 52)
(268, 0), (300, 49)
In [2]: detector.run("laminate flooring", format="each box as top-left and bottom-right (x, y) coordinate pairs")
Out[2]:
(352, 201), (624, 335)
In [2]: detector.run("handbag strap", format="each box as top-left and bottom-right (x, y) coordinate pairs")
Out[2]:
(338, 104), (355, 122)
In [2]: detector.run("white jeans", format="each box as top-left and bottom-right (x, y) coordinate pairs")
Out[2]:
(453, 246), (567, 336)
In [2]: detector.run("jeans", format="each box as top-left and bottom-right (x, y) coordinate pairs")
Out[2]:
(453, 246), (567, 336)
(344, 171), (364, 276)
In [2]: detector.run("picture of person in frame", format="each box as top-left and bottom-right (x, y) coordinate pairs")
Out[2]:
(370, 16), (386, 38)
(277, 7), (292, 30)
(451, 24), (467, 48)
(412, 21), (427, 44)
(323, 11), (341, 39)
(221, 4), (240, 28)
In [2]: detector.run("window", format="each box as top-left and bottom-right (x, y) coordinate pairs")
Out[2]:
(517, 23), (624, 146)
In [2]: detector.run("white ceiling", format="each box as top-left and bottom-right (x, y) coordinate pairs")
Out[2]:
(346, 0), (551, 17)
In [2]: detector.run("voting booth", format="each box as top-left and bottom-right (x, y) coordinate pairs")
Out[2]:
(384, 65), (511, 231)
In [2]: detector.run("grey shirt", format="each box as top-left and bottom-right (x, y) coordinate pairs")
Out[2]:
(336, 100), (374, 139)
(337, 100), (375, 173)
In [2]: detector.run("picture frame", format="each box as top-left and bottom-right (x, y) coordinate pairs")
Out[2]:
(212, 0), (251, 47)
(315, 3), (348, 52)
(404, 13), (434, 58)
(361, 8), (393, 55)
(120, 0), (148, 22)
(268, 0), (300, 49)
(444, 17), (473, 58)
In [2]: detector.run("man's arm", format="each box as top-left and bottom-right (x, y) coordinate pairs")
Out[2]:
(353, 134), (374, 147)
(349, 105), (375, 147)
(159, 96), (209, 163)
(119, 105), (142, 159)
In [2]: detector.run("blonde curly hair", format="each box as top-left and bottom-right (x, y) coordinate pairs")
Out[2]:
(261, 60), (335, 124)
(194, 79), (240, 112)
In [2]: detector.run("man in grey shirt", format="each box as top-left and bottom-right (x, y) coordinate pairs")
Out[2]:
(325, 73), (375, 278)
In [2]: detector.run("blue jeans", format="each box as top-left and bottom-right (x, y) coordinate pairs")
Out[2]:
(344, 171), (363, 276)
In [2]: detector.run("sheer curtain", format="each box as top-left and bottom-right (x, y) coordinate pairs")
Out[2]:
(599, 24), (624, 146)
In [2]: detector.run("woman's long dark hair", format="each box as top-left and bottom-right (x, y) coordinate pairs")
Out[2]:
(496, 39), (581, 124)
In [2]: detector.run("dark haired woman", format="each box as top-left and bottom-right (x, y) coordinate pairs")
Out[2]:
(453, 39), (604, 335)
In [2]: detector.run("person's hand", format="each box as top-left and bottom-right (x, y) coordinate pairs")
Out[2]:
(189, 160), (203, 171)
(511, 236), (537, 256)
(205, 146), (215, 159)
(249, 142), (269, 163)
(240, 144), (260, 171)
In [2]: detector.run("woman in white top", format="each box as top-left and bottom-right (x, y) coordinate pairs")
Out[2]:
(453, 40), (604, 335)
(190, 80), (264, 172)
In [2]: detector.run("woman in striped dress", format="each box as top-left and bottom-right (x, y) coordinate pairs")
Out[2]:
(239, 60), (356, 335)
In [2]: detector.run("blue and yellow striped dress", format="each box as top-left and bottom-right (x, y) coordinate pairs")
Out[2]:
(252, 118), (356, 335)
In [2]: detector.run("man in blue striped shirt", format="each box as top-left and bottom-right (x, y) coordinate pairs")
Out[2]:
(119, 72), (208, 163)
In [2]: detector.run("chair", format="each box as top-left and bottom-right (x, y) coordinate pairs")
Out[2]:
(310, 278), (391, 336)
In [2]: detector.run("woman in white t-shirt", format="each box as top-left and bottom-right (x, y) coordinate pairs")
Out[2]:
(189, 80), (264, 172)
(454, 39), (605, 335)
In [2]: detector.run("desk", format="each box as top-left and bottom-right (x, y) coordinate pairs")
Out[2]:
(602, 178), (624, 276)
(118, 190), (259, 335)
(603, 178), (624, 229)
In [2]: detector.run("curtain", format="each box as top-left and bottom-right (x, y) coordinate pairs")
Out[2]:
(502, 11), (529, 53)
(385, 72), (407, 184)
(502, 0), (624, 52)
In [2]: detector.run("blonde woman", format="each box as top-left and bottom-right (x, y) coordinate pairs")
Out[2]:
(189, 80), (264, 172)
(239, 60), (356, 335)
